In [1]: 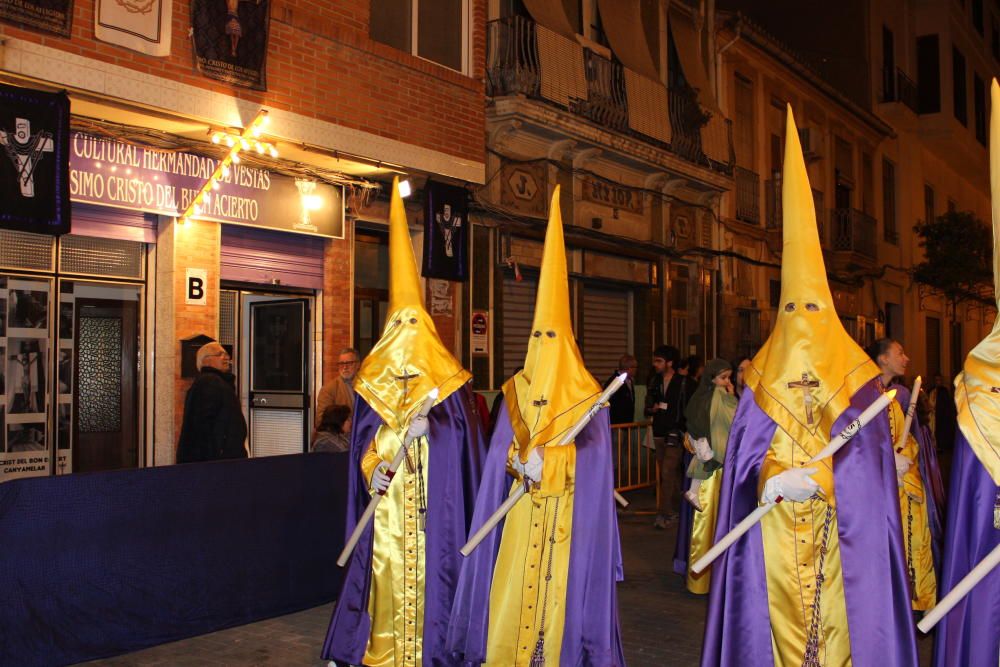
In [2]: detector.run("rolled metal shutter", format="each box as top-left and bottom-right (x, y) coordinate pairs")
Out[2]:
(582, 286), (631, 381)
(501, 277), (537, 379)
(220, 226), (325, 289)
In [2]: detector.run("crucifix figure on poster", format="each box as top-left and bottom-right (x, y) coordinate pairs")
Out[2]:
(0, 118), (54, 198)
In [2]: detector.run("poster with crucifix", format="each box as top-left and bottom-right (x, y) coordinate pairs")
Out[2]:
(190, 0), (270, 90)
(421, 181), (469, 282)
(0, 83), (71, 236)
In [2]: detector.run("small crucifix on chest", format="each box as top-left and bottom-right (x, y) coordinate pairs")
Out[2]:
(532, 396), (548, 408)
(788, 372), (821, 425)
(394, 368), (420, 397)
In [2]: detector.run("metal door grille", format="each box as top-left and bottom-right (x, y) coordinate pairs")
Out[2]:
(0, 230), (55, 272)
(219, 290), (238, 347)
(251, 409), (304, 457)
(59, 235), (144, 279)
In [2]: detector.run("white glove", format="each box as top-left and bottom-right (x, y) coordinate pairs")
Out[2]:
(406, 414), (429, 441)
(894, 452), (912, 478)
(692, 437), (713, 462)
(761, 467), (820, 504)
(371, 462), (391, 494)
(513, 448), (544, 482)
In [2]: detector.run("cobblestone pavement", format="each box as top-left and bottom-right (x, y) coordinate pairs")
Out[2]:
(82, 490), (933, 666)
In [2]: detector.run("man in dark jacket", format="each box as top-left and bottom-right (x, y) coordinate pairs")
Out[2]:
(644, 345), (695, 527)
(177, 342), (248, 463)
(606, 354), (638, 425)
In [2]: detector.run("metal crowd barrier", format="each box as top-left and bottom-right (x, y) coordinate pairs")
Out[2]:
(611, 420), (656, 492)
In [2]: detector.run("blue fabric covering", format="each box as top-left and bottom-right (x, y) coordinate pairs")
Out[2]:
(0, 453), (349, 667)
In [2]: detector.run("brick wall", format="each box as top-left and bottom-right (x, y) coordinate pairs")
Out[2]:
(322, 223), (353, 384)
(0, 0), (486, 164)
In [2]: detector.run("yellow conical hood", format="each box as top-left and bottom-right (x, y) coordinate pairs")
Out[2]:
(354, 177), (470, 433)
(954, 79), (1000, 484)
(387, 177), (424, 314)
(502, 186), (602, 459)
(745, 107), (878, 449)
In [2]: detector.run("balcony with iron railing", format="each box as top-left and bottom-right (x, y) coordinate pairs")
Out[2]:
(734, 166), (760, 224)
(829, 207), (877, 260)
(880, 66), (918, 113)
(765, 177), (828, 246)
(486, 16), (733, 175)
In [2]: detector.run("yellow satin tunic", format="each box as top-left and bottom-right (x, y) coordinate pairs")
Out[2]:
(887, 399), (937, 611)
(687, 469), (722, 594)
(361, 426), (430, 667)
(759, 430), (852, 667)
(486, 444), (576, 667)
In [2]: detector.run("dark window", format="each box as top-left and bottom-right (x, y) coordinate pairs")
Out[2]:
(883, 159), (897, 243)
(951, 321), (964, 377)
(862, 151), (874, 215)
(371, 0), (412, 53)
(973, 0), (985, 34)
(993, 19), (1000, 58)
(770, 133), (783, 177)
(769, 279), (781, 308)
(975, 73), (988, 144)
(371, 0), (465, 71)
(917, 35), (941, 113)
(926, 316), (942, 378)
(886, 302), (903, 342)
(953, 46), (967, 125)
(924, 184), (935, 223)
(883, 26), (896, 101)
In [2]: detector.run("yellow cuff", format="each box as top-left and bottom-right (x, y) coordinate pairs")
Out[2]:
(537, 445), (576, 498)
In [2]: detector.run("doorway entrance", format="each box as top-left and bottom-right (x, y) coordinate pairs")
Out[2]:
(354, 229), (389, 358)
(56, 281), (143, 474)
(224, 290), (313, 457)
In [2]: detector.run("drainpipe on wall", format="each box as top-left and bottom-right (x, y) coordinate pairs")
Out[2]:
(715, 17), (742, 106)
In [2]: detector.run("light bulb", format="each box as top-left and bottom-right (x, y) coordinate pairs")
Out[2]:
(269, 146), (278, 158)
(212, 133), (221, 144)
(398, 179), (412, 198)
(231, 152), (241, 164)
(224, 135), (235, 148)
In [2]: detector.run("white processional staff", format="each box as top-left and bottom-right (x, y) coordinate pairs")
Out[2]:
(690, 390), (896, 575)
(460, 372), (629, 558)
(894, 376), (921, 453)
(336, 388), (439, 568)
(916, 542), (1000, 634)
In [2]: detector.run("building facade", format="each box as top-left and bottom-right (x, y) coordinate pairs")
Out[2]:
(467, 0), (734, 391)
(715, 1), (997, 380)
(0, 0), (486, 481)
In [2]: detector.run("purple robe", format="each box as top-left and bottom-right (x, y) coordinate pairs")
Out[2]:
(931, 432), (1000, 667)
(701, 381), (918, 666)
(447, 402), (626, 666)
(322, 386), (485, 666)
(673, 450), (694, 575)
(891, 384), (946, 568)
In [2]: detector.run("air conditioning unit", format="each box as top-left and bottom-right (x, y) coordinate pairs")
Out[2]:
(799, 127), (822, 161)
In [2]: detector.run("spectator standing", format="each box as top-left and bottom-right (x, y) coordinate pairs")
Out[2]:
(311, 404), (352, 453)
(645, 345), (696, 528)
(177, 342), (248, 463)
(929, 373), (957, 450)
(606, 354), (638, 425)
(317, 348), (359, 418)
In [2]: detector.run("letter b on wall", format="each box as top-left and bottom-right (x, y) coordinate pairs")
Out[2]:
(186, 268), (208, 305)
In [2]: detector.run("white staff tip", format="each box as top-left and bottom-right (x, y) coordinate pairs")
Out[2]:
(887, 388), (897, 399)
(616, 372), (628, 382)
(428, 387), (440, 400)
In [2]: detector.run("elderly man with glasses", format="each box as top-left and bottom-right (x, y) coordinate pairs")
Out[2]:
(317, 347), (360, 419)
(176, 341), (248, 463)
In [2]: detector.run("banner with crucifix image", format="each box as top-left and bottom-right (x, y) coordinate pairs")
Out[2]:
(190, 0), (270, 90)
(421, 181), (469, 282)
(0, 83), (71, 235)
